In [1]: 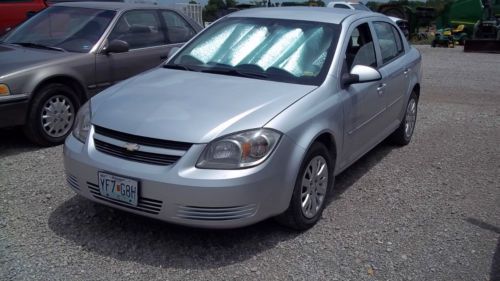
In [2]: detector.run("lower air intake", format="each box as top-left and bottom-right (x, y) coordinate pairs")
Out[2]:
(176, 204), (257, 221)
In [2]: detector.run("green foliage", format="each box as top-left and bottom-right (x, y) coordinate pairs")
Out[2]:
(365, 1), (379, 11)
(203, 0), (237, 22)
(281, 0), (325, 7)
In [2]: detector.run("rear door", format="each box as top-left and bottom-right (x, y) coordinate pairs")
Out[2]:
(372, 20), (410, 128)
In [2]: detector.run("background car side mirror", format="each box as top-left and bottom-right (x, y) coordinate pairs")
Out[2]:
(342, 65), (382, 87)
(104, 40), (129, 54)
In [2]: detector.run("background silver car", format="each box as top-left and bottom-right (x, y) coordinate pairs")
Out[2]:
(64, 7), (422, 229)
(0, 2), (202, 145)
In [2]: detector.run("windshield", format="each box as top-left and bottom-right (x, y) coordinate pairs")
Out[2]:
(352, 4), (371, 11)
(4, 6), (115, 53)
(167, 17), (340, 85)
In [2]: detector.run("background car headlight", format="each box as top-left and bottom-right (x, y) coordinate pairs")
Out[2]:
(72, 101), (91, 143)
(196, 129), (282, 169)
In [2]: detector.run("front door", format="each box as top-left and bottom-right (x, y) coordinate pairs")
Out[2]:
(341, 22), (387, 165)
(94, 9), (180, 90)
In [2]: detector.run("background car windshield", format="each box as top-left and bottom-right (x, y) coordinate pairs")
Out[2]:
(4, 6), (115, 53)
(170, 17), (339, 85)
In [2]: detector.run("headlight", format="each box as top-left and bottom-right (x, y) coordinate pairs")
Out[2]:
(196, 129), (282, 169)
(0, 84), (10, 96)
(72, 101), (91, 143)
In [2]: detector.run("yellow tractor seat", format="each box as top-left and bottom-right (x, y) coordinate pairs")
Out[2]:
(453, 24), (465, 33)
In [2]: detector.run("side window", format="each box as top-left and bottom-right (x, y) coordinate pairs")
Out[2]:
(373, 21), (404, 65)
(161, 11), (196, 44)
(334, 4), (351, 9)
(108, 10), (165, 49)
(345, 23), (377, 71)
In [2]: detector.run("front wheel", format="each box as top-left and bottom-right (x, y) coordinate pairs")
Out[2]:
(276, 142), (334, 230)
(390, 91), (418, 146)
(24, 83), (80, 146)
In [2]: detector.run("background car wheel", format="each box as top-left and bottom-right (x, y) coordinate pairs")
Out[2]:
(390, 91), (418, 146)
(24, 83), (80, 146)
(276, 142), (334, 230)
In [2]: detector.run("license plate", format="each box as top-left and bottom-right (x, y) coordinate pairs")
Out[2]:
(98, 172), (139, 206)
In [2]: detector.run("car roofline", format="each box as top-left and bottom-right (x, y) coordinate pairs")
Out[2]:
(226, 7), (374, 25)
(52, 1), (174, 11)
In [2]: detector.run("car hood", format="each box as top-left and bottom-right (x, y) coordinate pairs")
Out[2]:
(92, 68), (317, 143)
(0, 43), (73, 77)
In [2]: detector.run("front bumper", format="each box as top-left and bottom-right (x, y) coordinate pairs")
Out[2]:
(63, 129), (305, 228)
(0, 95), (29, 128)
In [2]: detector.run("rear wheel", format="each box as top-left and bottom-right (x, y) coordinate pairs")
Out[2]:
(390, 91), (418, 146)
(24, 83), (80, 146)
(276, 142), (333, 230)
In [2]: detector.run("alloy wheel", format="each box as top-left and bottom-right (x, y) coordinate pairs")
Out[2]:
(404, 98), (417, 139)
(300, 155), (328, 219)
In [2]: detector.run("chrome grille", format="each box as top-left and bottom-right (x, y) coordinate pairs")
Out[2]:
(176, 204), (257, 221)
(66, 174), (80, 190)
(92, 125), (191, 166)
(87, 182), (163, 215)
(94, 125), (192, 150)
(94, 139), (180, 166)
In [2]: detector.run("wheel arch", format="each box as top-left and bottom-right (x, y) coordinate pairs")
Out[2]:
(305, 130), (339, 174)
(31, 75), (87, 105)
(412, 83), (420, 100)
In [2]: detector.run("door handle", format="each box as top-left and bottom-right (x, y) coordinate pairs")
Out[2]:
(403, 68), (411, 75)
(377, 83), (386, 95)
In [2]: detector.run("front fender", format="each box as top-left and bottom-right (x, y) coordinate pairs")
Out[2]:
(265, 83), (345, 175)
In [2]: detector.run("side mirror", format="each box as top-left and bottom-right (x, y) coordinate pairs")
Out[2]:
(342, 65), (382, 87)
(167, 47), (180, 59)
(104, 39), (129, 54)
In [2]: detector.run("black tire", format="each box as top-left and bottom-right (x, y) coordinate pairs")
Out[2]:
(390, 91), (418, 146)
(276, 142), (334, 230)
(24, 83), (80, 146)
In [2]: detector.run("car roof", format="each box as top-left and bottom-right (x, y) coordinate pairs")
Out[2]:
(227, 7), (372, 25)
(53, 1), (165, 11)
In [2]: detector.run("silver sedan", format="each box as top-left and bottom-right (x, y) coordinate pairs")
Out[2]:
(64, 7), (422, 229)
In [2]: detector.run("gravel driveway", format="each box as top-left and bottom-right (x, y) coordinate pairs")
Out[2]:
(1, 46), (499, 281)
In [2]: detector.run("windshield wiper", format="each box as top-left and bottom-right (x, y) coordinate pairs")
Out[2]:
(11, 42), (66, 52)
(163, 64), (196, 71)
(201, 68), (268, 79)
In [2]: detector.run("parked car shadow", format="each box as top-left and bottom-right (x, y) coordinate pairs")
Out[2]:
(48, 141), (396, 269)
(464, 218), (500, 281)
(327, 140), (394, 205)
(0, 127), (42, 158)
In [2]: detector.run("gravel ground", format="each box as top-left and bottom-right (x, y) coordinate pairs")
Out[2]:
(1, 46), (499, 281)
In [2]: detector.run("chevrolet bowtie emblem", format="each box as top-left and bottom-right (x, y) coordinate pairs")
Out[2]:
(124, 143), (140, 152)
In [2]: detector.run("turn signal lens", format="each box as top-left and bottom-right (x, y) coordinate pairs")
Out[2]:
(0, 84), (10, 96)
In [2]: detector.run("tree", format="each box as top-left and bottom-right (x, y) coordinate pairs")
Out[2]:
(203, 0), (237, 22)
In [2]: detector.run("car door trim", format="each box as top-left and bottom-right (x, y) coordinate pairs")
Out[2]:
(347, 105), (386, 135)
